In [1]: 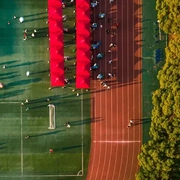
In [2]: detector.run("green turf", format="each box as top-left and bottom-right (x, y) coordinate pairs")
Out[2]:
(142, 0), (167, 143)
(0, 0), (90, 179)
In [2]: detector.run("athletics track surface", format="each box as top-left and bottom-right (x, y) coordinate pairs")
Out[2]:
(87, 0), (142, 179)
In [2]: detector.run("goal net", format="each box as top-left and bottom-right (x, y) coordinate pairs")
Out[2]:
(48, 104), (55, 129)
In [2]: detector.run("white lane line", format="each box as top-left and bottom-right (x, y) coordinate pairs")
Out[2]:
(123, 1), (130, 179)
(117, 0), (125, 179)
(95, 3), (103, 179)
(100, 0), (108, 179)
(130, 1), (136, 178)
(112, 0), (119, 179)
(88, 5), (98, 179)
(94, 141), (141, 143)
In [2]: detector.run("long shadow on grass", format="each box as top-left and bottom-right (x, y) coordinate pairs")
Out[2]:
(0, 71), (18, 77)
(6, 61), (38, 68)
(6, 78), (41, 88)
(0, 143), (7, 146)
(0, 89), (25, 99)
(61, 145), (84, 151)
(30, 69), (49, 75)
(30, 130), (65, 138)
(71, 117), (103, 126)
(0, 147), (7, 150)
(132, 118), (151, 126)
(22, 12), (47, 18)
(54, 144), (85, 152)
(26, 95), (66, 105)
(65, 3), (75, 8)
(0, 74), (20, 80)
(31, 33), (49, 39)
(0, 60), (19, 66)
(23, 16), (48, 23)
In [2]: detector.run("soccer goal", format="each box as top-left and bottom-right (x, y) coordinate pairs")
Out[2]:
(48, 104), (56, 129)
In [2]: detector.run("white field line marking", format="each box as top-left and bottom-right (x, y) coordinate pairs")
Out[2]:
(21, 105), (23, 176)
(77, 170), (83, 176)
(0, 175), (82, 178)
(0, 102), (20, 104)
(94, 141), (141, 143)
(81, 89), (84, 176)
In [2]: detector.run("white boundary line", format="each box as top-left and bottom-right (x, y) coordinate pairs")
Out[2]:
(20, 104), (23, 176)
(0, 102), (20, 104)
(0, 175), (83, 178)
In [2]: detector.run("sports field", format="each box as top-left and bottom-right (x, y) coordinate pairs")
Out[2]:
(0, 0), (90, 179)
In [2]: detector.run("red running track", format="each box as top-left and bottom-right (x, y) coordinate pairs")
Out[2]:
(87, 0), (142, 179)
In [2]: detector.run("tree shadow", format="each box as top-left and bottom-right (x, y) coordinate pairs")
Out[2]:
(141, 18), (152, 22)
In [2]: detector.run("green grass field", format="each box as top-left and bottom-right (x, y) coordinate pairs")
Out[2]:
(0, 0), (90, 179)
(142, 0), (167, 143)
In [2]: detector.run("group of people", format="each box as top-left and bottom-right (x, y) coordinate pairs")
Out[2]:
(90, 14), (117, 89)
(101, 81), (110, 90)
(127, 120), (134, 127)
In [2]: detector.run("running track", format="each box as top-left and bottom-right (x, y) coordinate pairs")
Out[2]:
(87, 0), (142, 179)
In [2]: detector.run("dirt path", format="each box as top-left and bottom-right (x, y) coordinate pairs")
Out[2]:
(87, 0), (142, 179)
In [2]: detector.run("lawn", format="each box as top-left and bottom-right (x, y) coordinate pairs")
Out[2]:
(0, 0), (91, 179)
(142, 0), (167, 143)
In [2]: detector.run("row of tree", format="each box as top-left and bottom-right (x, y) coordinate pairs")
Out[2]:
(156, 0), (180, 34)
(136, 0), (180, 179)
